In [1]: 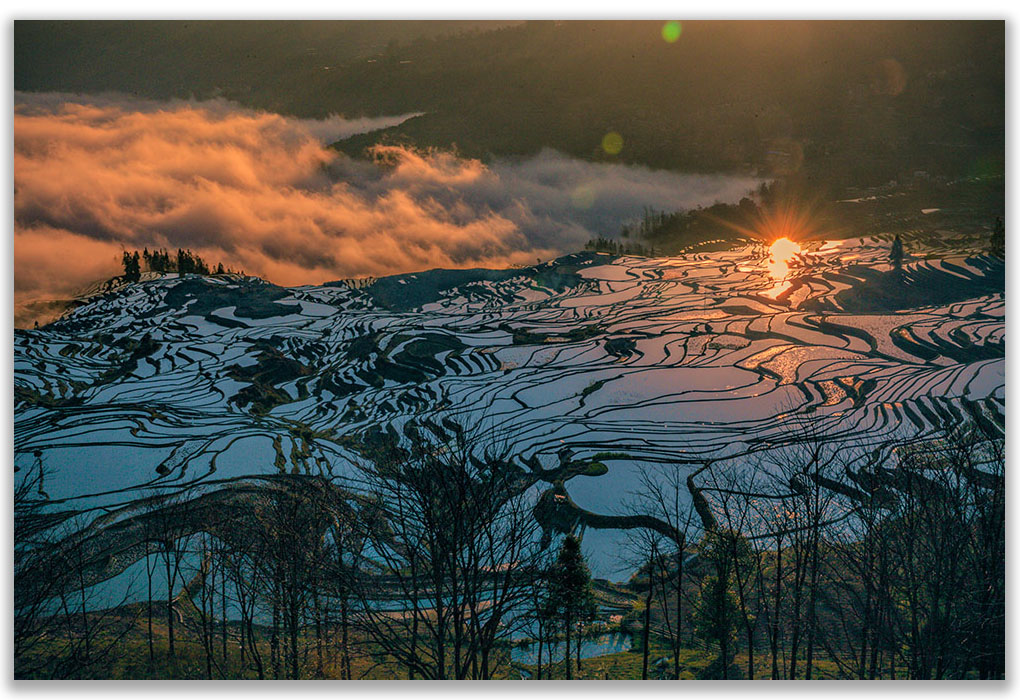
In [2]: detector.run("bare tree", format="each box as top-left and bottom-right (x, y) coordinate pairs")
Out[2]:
(219, 516), (266, 679)
(759, 420), (844, 679)
(14, 458), (67, 671)
(347, 420), (541, 679)
(632, 462), (699, 678)
(624, 526), (663, 680)
(245, 478), (331, 679)
(704, 465), (770, 679)
(142, 487), (193, 662)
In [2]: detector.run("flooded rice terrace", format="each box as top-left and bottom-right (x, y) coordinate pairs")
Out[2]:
(14, 233), (1004, 578)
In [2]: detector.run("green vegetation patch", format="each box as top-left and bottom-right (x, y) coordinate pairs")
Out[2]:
(355, 268), (518, 311)
(227, 342), (312, 414)
(502, 322), (604, 346)
(161, 278), (291, 320)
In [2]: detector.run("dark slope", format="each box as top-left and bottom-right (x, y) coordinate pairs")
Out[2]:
(16, 20), (1003, 186)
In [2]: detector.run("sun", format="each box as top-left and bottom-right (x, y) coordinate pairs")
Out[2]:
(767, 237), (801, 279)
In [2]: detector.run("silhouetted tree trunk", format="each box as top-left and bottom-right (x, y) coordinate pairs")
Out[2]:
(641, 553), (654, 679)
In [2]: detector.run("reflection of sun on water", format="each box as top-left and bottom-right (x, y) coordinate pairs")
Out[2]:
(767, 237), (801, 279)
(764, 237), (802, 298)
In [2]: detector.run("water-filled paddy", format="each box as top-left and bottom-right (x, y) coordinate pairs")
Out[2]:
(15, 236), (1004, 579)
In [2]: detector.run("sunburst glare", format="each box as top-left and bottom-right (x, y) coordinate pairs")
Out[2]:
(767, 236), (801, 280)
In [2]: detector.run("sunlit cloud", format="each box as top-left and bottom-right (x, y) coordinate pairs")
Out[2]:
(14, 92), (759, 327)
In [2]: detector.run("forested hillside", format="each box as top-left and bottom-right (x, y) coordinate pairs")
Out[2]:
(16, 21), (1004, 187)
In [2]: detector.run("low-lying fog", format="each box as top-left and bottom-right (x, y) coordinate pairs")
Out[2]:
(14, 92), (759, 326)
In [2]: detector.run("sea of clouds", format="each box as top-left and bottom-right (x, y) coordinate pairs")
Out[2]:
(14, 91), (760, 325)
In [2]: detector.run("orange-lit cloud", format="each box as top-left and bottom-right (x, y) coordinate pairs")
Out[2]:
(15, 93), (759, 327)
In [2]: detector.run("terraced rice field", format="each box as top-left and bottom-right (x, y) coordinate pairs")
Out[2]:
(14, 234), (1004, 577)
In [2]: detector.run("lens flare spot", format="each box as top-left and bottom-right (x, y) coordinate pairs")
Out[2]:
(872, 58), (907, 96)
(661, 21), (682, 43)
(570, 184), (596, 209)
(601, 131), (624, 155)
